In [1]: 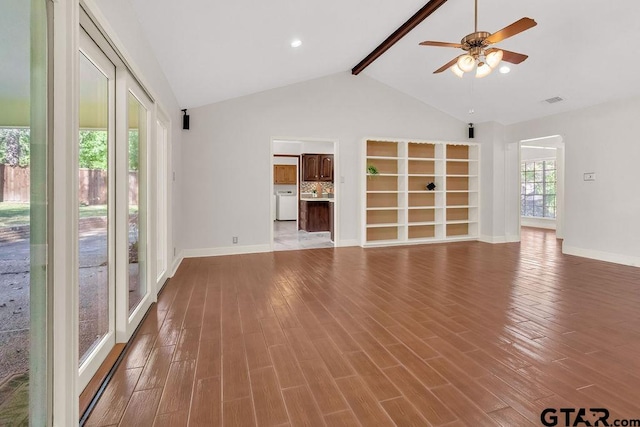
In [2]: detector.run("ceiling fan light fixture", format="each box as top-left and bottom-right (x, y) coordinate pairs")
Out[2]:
(450, 63), (465, 78)
(486, 49), (503, 68)
(475, 63), (492, 78)
(457, 54), (475, 72)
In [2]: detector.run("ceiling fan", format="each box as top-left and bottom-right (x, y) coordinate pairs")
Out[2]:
(420, 0), (537, 78)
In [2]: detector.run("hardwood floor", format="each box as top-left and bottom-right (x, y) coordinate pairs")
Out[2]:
(86, 228), (640, 426)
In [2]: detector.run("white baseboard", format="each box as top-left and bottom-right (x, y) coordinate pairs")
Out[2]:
(521, 217), (556, 230)
(479, 235), (521, 244)
(562, 244), (640, 267)
(183, 244), (272, 258)
(168, 253), (183, 277)
(479, 235), (505, 244)
(338, 239), (359, 247)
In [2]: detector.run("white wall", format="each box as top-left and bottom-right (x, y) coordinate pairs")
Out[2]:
(87, 0), (183, 273)
(180, 72), (471, 252)
(507, 95), (640, 266)
(475, 121), (513, 243)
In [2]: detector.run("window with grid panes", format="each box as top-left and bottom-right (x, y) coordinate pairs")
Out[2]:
(521, 160), (556, 218)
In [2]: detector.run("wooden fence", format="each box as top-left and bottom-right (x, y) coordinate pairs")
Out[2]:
(0, 165), (138, 205)
(0, 164), (29, 202)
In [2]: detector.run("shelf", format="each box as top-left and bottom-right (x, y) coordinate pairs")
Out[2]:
(366, 226), (400, 242)
(407, 223), (436, 239)
(446, 220), (477, 225)
(367, 209), (400, 225)
(364, 139), (478, 245)
(366, 191), (401, 194)
(408, 142), (436, 159)
(367, 140), (398, 158)
(366, 155), (401, 160)
(366, 207), (402, 211)
(446, 222), (471, 237)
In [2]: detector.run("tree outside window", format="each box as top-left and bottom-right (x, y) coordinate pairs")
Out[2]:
(521, 160), (556, 218)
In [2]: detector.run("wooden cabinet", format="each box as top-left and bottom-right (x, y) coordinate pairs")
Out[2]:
(302, 154), (333, 182)
(299, 200), (330, 232)
(329, 202), (334, 241)
(302, 155), (319, 181)
(274, 165), (297, 184)
(319, 155), (333, 182)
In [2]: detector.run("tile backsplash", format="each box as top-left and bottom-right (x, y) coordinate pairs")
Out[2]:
(300, 181), (334, 194)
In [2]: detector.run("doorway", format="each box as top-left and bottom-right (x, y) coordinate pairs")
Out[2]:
(271, 139), (338, 251)
(518, 135), (565, 239)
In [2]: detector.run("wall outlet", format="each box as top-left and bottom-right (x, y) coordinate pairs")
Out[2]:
(583, 172), (596, 181)
(232, 236), (238, 244)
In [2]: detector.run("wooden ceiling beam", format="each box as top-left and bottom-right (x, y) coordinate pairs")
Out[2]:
(351, 0), (449, 75)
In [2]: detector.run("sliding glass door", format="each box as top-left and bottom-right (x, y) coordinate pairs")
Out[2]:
(78, 29), (116, 390)
(77, 24), (154, 389)
(119, 81), (152, 336)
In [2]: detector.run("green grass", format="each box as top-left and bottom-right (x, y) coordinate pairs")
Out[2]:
(0, 203), (31, 227)
(0, 202), (128, 227)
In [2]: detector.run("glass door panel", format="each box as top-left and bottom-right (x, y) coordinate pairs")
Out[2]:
(78, 30), (115, 389)
(127, 92), (146, 314)
(156, 120), (168, 282)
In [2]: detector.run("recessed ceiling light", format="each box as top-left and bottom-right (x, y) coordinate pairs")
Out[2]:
(291, 39), (302, 48)
(499, 66), (510, 74)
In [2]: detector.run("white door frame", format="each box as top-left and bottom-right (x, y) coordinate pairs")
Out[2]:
(517, 135), (565, 239)
(270, 137), (340, 250)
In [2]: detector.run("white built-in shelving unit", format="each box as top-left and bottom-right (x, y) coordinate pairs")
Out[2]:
(362, 139), (479, 247)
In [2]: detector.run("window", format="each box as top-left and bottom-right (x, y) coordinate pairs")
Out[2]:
(521, 160), (556, 218)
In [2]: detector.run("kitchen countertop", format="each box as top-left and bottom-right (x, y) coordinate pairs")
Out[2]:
(300, 197), (334, 202)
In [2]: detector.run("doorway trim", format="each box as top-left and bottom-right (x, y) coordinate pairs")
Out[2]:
(270, 137), (340, 251)
(517, 135), (565, 240)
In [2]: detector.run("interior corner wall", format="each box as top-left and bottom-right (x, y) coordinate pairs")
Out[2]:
(179, 72), (471, 252)
(474, 121), (513, 243)
(507, 95), (640, 266)
(86, 0), (184, 270)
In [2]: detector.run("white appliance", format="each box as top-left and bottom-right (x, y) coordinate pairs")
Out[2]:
(276, 191), (297, 220)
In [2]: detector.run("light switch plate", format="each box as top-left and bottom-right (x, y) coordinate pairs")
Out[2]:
(584, 172), (596, 181)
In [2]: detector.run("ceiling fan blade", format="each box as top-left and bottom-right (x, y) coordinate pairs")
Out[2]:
(434, 56), (459, 74)
(497, 48), (529, 64)
(485, 17), (537, 44)
(419, 41), (463, 48)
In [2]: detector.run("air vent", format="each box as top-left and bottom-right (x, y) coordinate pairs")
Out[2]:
(544, 96), (564, 104)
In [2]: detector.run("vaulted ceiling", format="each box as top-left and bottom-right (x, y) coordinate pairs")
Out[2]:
(131, 0), (640, 124)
